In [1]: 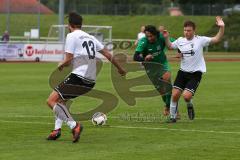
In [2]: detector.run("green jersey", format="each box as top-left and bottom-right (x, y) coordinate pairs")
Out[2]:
(135, 33), (170, 71)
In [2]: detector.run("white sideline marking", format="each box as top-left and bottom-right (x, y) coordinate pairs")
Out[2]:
(0, 120), (53, 125)
(0, 115), (52, 118)
(0, 119), (240, 135)
(109, 125), (240, 135)
(1, 114), (240, 122)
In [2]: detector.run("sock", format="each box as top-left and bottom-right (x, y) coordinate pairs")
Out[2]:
(186, 99), (193, 106)
(53, 103), (76, 129)
(170, 98), (178, 119)
(162, 93), (171, 108)
(54, 117), (63, 130)
(67, 121), (77, 129)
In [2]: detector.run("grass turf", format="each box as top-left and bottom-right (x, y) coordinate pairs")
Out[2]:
(0, 14), (215, 39)
(0, 56), (240, 160)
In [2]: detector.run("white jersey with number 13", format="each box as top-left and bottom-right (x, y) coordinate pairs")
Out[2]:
(64, 30), (104, 81)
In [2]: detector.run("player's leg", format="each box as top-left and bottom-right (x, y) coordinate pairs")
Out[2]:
(167, 70), (186, 123)
(52, 101), (83, 143)
(47, 91), (69, 130)
(168, 88), (182, 122)
(183, 71), (202, 120)
(54, 73), (94, 142)
(161, 71), (172, 116)
(182, 90), (195, 120)
(46, 74), (86, 142)
(46, 91), (63, 140)
(47, 91), (81, 142)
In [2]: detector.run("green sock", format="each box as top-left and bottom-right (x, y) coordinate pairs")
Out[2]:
(162, 93), (172, 108)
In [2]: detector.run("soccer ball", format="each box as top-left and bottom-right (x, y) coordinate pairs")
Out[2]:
(91, 112), (107, 126)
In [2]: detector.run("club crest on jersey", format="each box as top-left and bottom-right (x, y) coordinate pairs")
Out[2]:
(191, 43), (194, 48)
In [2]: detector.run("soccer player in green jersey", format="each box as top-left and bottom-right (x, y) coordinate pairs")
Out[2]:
(133, 25), (172, 116)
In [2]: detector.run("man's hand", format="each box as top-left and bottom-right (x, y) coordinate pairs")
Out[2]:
(58, 63), (64, 71)
(118, 68), (127, 76)
(163, 30), (173, 49)
(145, 54), (153, 61)
(210, 16), (225, 44)
(216, 16), (225, 27)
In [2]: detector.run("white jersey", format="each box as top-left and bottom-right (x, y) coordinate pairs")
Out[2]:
(171, 35), (211, 73)
(137, 32), (145, 40)
(64, 30), (104, 81)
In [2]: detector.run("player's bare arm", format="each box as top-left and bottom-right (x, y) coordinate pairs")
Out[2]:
(210, 16), (225, 44)
(99, 48), (127, 76)
(58, 53), (73, 71)
(162, 30), (173, 49)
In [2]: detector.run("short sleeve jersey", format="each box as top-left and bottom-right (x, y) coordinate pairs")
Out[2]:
(135, 34), (168, 65)
(65, 30), (104, 80)
(171, 35), (211, 73)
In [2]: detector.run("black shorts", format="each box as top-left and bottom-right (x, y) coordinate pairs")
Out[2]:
(173, 70), (202, 95)
(54, 73), (95, 100)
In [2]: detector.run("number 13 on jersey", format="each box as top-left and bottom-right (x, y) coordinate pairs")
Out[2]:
(82, 40), (96, 59)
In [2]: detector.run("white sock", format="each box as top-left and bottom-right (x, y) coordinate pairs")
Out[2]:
(67, 121), (77, 129)
(53, 103), (74, 122)
(170, 99), (177, 119)
(54, 117), (63, 130)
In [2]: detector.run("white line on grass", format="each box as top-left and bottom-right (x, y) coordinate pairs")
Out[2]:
(1, 119), (240, 135)
(1, 114), (240, 122)
(0, 115), (53, 118)
(109, 125), (240, 135)
(0, 120), (54, 125)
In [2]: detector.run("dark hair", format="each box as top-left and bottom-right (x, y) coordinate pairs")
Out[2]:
(184, 20), (196, 30)
(144, 25), (159, 36)
(68, 12), (83, 29)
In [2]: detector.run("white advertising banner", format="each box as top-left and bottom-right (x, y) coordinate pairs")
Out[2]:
(0, 43), (24, 60)
(24, 43), (64, 61)
(0, 42), (107, 62)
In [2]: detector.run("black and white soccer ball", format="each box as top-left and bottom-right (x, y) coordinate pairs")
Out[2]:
(91, 112), (107, 126)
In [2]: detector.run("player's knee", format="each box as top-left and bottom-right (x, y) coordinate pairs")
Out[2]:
(172, 92), (180, 101)
(46, 97), (55, 108)
(46, 99), (51, 108)
(183, 93), (192, 102)
(162, 72), (171, 81)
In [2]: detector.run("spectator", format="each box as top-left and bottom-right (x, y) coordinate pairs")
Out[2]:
(134, 25), (145, 46)
(158, 25), (165, 33)
(1, 31), (10, 42)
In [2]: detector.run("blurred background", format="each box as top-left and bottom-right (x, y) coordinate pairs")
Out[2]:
(0, 0), (239, 61)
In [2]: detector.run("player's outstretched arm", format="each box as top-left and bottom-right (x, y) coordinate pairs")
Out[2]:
(210, 16), (225, 44)
(163, 30), (173, 49)
(100, 48), (127, 76)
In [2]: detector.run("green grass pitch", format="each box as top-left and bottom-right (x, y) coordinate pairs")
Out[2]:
(0, 58), (240, 160)
(0, 14), (215, 39)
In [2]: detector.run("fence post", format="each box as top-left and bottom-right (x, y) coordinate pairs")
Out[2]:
(59, 0), (64, 42)
(37, 0), (41, 39)
(86, 4), (89, 15)
(101, 4), (103, 15)
(191, 4), (194, 16)
(208, 4), (211, 15)
(6, 0), (10, 32)
(115, 4), (118, 15)
(129, 4), (131, 15)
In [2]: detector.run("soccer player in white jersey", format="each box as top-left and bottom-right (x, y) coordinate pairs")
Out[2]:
(46, 12), (126, 142)
(163, 16), (225, 123)
(134, 25), (145, 46)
